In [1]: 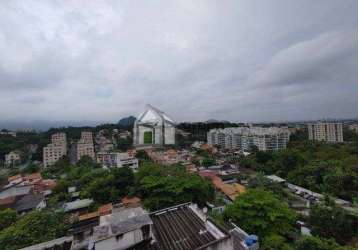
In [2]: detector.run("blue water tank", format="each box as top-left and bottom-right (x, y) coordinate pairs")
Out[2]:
(245, 235), (259, 246)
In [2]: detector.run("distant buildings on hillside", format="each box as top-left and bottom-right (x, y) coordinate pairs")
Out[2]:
(207, 127), (290, 151)
(308, 122), (343, 143)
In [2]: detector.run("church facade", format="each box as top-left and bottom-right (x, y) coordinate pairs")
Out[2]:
(133, 104), (176, 147)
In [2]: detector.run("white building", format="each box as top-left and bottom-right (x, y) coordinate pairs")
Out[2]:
(43, 132), (67, 167)
(5, 151), (21, 167)
(97, 152), (138, 171)
(308, 122), (343, 143)
(133, 104), (175, 147)
(207, 127), (290, 151)
(91, 206), (153, 250)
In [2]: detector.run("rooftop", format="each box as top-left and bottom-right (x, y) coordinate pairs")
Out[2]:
(14, 193), (44, 212)
(63, 199), (93, 212)
(93, 206), (152, 242)
(150, 203), (230, 250)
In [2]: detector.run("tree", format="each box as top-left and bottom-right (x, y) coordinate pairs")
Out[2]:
(77, 155), (96, 168)
(295, 236), (340, 250)
(22, 163), (40, 174)
(81, 175), (119, 204)
(309, 203), (354, 244)
(261, 234), (293, 250)
(111, 167), (134, 197)
(0, 209), (17, 231)
(223, 188), (296, 239)
(136, 164), (214, 211)
(0, 211), (69, 250)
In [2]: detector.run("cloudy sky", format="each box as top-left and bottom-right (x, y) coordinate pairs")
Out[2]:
(1, 0), (358, 126)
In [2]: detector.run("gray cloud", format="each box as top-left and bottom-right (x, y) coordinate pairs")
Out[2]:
(0, 0), (357, 125)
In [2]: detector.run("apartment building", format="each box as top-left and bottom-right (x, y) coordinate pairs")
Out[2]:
(207, 127), (290, 151)
(51, 132), (67, 148)
(70, 132), (95, 164)
(308, 122), (343, 143)
(80, 131), (93, 144)
(43, 133), (67, 167)
(97, 152), (138, 171)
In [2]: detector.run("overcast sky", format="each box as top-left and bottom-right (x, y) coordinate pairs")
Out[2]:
(1, 0), (358, 125)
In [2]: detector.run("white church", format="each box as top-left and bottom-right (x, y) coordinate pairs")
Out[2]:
(133, 104), (176, 147)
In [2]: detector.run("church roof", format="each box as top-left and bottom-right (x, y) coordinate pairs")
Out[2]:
(136, 104), (175, 125)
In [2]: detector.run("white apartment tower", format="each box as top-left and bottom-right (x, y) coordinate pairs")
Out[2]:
(308, 122), (343, 143)
(43, 132), (67, 167)
(207, 127), (290, 151)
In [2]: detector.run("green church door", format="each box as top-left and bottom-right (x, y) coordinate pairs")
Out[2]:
(144, 131), (153, 144)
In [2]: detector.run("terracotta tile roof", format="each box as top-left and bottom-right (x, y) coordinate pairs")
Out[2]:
(8, 174), (22, 182)
(98, 203), (113, 216)
(24, 173), (42, 182)
(0, 196), (16, 206)
(79, 211), (99, 221)
(211, 176), (244, 201)
(233, 183), (246, 194)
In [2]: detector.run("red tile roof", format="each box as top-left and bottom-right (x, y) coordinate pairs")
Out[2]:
(8, 174), (22, 182)
(98, 203), (113, 216)
(0, 196), (16, 206)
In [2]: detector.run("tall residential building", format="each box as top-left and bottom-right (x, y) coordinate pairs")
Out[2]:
(308, 122), (343, 143)
(80, 131), (93, 144)
(70, 131), (95, 164)
(207, 127), (290, 151)
(43, 133), (67, 167)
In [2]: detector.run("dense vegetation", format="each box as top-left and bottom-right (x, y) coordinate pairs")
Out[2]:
(46, 156), (214, 211)
(224, 188), (296, 248)
(242, 139), (358, 202)
(135, 162), (214, 210)
(0, 210), (69, 250)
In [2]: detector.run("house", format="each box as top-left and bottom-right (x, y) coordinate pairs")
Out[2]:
(13, 193), (46, 214)
(91, 206), (153, 250)
(200, 172), (245, 202)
